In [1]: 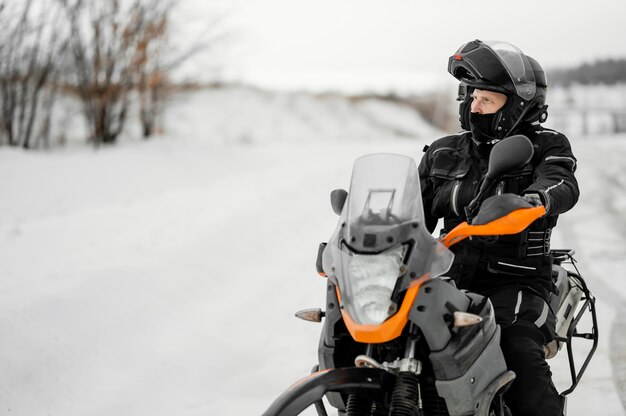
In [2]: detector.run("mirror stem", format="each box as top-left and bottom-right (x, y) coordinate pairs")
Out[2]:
(466, 175), (495, 222)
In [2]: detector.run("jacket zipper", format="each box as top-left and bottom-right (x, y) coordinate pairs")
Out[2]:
(496, 181), (505, 195)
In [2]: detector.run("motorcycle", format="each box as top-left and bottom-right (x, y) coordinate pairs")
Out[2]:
(263, 135), (598, 416)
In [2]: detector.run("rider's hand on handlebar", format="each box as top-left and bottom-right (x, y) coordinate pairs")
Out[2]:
(523, 193), (543, 207)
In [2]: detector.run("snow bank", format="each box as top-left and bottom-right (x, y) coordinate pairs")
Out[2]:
(0, 87), (624, 415)
(162, 86), (442, 146)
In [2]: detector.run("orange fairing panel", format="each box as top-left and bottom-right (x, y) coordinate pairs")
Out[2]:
(337, 275), (430, 344)
(442, 206), (546, 248)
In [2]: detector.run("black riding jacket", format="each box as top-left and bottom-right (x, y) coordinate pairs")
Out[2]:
(418, 125), (579, 297)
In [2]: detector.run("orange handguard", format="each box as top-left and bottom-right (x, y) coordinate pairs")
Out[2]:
(441, 205), (546, 248)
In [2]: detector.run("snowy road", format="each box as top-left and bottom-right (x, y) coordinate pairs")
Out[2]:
(551, 137), (626, 412)
(0, 135), (624, 415)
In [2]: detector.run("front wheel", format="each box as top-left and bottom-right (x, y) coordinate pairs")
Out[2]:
(262, 367), (394, 416)
(263, 367), (514, 416)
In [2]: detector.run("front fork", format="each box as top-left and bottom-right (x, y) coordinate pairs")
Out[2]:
(353, 324), (423, 416)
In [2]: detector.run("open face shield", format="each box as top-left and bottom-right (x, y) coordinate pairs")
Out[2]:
(448, 40), (537, 101)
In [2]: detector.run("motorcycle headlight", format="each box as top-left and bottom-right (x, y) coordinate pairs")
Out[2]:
(346, 245), (405, 325)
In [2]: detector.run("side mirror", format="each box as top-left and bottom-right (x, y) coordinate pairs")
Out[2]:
(466, 135), (534, 219)
(486, 134), (534, 181)
(330, 189), (348, 216)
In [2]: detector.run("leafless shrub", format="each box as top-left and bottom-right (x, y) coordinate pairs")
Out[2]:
(134, 0), (170, 138)
(0, 0), (231, 148)
(60, 0), (153, 145)
(0, 0), (67, 148)
(135, 4), (231, 138)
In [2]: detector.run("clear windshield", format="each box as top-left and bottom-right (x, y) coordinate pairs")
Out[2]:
(345, 153), (424, 236)
(322, 154), (453, 325)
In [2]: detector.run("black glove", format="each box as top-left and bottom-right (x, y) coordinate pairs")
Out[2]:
(522, 193), (543, 207)
(523, 192), (552, 216)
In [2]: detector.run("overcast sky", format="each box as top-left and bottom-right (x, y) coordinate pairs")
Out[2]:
(176, 0), (626, 93)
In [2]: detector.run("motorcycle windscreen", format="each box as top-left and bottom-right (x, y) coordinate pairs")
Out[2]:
(327, 153), (453, 326)
(344, 153), (424, 234)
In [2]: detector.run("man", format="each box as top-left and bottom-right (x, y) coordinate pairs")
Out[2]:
(419, 40), (579, 415)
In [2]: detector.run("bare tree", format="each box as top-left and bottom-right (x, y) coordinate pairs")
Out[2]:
(0, 0), (67, 148)
(61, 0), (165, 145)
(21, 5), (68, 148)
(0, 0), (232, 148)
(134, 0), (170, 138)
(0, 1), (33, 146)
(135, 3), (231, 138)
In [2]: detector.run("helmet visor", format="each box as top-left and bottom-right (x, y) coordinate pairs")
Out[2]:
(449, 40), (537, 100)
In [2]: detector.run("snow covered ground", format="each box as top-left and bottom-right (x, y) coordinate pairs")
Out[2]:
(0, 88), (624, 415)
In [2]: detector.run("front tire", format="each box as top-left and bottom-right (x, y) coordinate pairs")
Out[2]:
(262, 367), (395, 416)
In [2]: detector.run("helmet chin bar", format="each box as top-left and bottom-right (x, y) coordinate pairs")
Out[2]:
(492, 94), (531, 140)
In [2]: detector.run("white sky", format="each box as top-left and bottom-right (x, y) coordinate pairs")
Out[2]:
(176, 0), (626, 93)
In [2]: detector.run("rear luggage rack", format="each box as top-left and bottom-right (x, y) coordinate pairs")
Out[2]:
(549, 249), (599, 396)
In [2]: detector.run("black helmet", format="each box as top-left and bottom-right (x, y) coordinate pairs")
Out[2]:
(448, 40), (548, 140)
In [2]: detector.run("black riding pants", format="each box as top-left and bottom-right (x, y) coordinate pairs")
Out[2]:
(488, 288), (564, 416)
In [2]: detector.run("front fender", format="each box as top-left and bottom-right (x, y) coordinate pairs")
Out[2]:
(262, 367), (394, 416)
